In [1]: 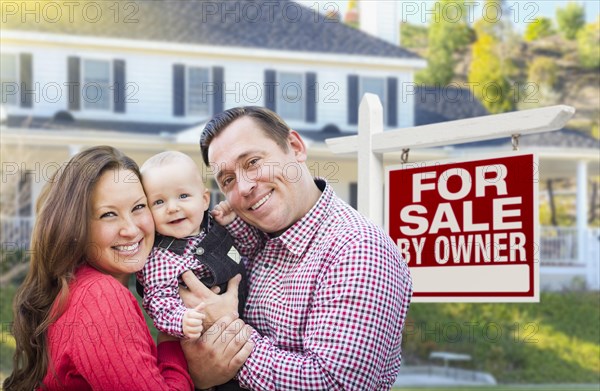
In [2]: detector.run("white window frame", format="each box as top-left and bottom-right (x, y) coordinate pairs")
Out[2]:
(187, 66), (212, 117)
(360, 76), (387, 124)
(82, 58), (113, 111)
(278, 72), (304, 121)
(1, 53), (19, 107)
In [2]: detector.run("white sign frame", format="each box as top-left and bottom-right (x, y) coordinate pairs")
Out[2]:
(385, 151), (540, 303)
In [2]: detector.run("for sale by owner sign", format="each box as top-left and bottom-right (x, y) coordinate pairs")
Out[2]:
(386, 153), (539, 302)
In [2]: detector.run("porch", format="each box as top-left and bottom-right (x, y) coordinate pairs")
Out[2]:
(1, 217), (598, 290)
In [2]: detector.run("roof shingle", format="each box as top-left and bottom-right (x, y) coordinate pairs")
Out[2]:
(3, 0), (420, 59)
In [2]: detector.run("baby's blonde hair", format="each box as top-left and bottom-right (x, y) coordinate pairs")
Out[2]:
(141, 151), (205, 185)
(141, 150), (193, 171)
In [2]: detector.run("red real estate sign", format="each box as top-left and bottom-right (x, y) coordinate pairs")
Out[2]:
(386, 153), (539, 302)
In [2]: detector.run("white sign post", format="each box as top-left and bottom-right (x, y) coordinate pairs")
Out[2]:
(326, 95), (575, 302)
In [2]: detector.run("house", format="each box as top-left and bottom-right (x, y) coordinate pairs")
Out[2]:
(1, 1), (598, 289)
(1, 0), (424, 209)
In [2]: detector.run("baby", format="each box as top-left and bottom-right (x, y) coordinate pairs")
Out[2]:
(137, 151), (246, 339)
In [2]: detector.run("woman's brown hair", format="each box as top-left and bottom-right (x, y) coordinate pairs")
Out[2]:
(3, 146), (140, 391)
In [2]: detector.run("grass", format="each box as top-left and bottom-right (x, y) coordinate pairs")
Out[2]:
(0, 284), (16, 385)
(403, 291), (600, 383)
(1, 281), (599, 385)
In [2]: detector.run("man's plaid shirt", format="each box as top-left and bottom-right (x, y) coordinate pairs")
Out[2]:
(229, 179), (413, 390)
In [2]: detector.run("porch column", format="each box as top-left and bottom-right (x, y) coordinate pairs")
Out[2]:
(576, 160), (588, 266)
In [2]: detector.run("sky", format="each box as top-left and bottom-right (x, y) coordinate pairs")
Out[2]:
(300, 1), (600, 32)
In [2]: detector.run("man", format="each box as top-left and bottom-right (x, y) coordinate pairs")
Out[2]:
(181, 106), (413, 390)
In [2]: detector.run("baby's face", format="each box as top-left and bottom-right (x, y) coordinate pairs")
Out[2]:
(142, 162), (210, 239)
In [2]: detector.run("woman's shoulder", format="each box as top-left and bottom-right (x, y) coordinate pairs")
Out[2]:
(71, 264), (135, 305)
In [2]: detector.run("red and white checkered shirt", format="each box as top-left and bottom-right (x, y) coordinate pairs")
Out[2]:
(136, 234), (210, 338)
(229, 179), (413, 390)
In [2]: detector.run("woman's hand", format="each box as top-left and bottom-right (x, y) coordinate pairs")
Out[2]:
(181, 313), (255, 389)
(179, 271), (240, 328)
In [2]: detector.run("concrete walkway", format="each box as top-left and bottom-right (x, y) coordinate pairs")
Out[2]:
(395, 366), (497, 387)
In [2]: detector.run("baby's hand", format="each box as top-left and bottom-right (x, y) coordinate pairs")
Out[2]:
(211, 201), (237, 226)
(183, 303), (205, 339)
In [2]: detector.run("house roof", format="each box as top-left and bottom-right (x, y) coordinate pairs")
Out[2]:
(454, 128), (600, 150)
(3, 0), (420, 60)
(6, 115), (189, 135)
(414, 86), (489, 126)
(5, 114), (344, 144)
(412, 86), (599, 150)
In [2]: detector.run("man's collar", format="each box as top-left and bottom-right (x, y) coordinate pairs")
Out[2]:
(273, 178), (333, 256)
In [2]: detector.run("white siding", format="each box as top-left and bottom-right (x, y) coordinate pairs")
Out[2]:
(315, 68), (347, 130)
(3, 40), (416, 131)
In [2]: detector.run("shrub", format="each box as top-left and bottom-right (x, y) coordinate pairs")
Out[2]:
(528, 57), (558, 88)
(577, 19), (600, 69)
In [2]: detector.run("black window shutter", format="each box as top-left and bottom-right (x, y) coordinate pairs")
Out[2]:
(306, 72), (317, 123)
(113, 59), (126, 113)
(173, 64), (185, 117)
(264, 69), (276, 112)
(348, 74), (359, 125)
(19, 53), (33, 108)
(212, 66), (224, 115)
(387, 77), (398, 127)
(67, 57), (80, 111)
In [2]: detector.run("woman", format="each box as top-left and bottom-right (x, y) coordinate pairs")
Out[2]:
(3, 146), (193, 390)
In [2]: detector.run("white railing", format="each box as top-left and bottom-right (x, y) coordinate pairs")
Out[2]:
(539, 226), (580, 266)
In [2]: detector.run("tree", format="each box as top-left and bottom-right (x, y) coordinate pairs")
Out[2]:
(556, 2), (585, 40)
(400, 22), (428, 49)
(468, 0), (516, 114)
(468, 33), (515, 113)
(518, 57), (560, 109)
(415, 0), (472, 85)
(577, 18), (600, 69)
(474, 0), (513, 41)
(524, 17), (555, 42)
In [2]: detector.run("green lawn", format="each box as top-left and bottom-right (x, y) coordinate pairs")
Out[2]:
(1, 281), (599, 386)
(403, 291), (600, 383)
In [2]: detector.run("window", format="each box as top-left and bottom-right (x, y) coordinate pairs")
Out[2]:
(83, 59), (111, 110)
(1, 53), (18, 106)
(360, 77), (386, 123)
(188, 67), (211, 117)
(278, 72), (304, 121)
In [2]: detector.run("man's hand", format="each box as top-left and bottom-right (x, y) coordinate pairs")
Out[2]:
(157, 331), (179, 344)
(179, 271), (240, 327)
(211, 201), (237, 226)
(181, 313), (255, 389)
